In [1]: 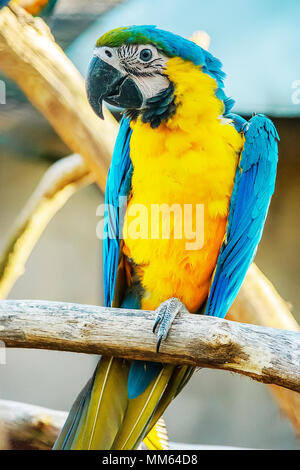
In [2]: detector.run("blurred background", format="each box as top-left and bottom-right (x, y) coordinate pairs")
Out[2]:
(0, 0), (299, 449)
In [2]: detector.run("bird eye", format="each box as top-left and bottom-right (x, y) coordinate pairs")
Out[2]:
(105, 49), (112, 58)
(139, 48), (152, 62)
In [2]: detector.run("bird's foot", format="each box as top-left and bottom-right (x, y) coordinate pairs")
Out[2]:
(153, 297), (188, 352)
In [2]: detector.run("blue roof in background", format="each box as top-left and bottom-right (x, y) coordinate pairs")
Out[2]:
(67, 0), (300, 117)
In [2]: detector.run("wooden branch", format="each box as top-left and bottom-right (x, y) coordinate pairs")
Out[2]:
(0, 300), (299, 392)
(0, 4), (116, 191)
(0, 399), (66, 450)
(0, 419), (9, 450)
(0, 154), (94, 299)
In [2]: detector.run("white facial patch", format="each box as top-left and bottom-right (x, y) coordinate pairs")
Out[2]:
(93, 44), (170, 107)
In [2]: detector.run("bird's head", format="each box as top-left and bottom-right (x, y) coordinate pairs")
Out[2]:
(86, 25), (233, 128)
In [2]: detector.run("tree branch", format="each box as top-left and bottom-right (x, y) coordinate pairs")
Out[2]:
(0, 299), (299, 392)
(0, 154), (94, 299)
(0, 4), (117, 191)
(0, 399), (66, 450)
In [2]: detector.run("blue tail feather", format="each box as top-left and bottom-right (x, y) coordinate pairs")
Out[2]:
(128, 361), (163, 399)
(121, 292), (163, 399)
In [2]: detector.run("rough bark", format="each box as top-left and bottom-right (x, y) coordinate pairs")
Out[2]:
(0, 299), (299, 392)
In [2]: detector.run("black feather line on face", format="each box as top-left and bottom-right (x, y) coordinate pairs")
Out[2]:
(117, 45), (164, 77)
(144, 58), (164, 69)
(116, 45), (176, 127)
(123, 67), (157, 77)
(125, 82), (176, 129)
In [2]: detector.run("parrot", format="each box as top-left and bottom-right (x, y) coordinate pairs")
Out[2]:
(0, 0), (58, 16)
(53, 25), (279, 450)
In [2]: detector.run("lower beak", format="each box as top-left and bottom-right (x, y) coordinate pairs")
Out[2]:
(86, 56), (143, 119)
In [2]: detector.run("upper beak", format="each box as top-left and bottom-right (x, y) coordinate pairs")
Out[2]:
(86, 56), (143, 119)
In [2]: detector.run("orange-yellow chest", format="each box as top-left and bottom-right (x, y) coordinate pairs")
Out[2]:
(122, 58), (244, 312)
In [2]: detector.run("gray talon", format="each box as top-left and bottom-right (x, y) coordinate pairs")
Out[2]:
(153, 297), (187, 352)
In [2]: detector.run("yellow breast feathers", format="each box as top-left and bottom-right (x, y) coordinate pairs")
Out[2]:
(122, 57), (244, 313)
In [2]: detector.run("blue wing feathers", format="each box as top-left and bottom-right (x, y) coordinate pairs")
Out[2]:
(103, 117), (133, 308)
(205, 114), (279, 318)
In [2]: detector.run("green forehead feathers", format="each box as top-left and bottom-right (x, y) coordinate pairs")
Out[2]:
(96, 26), (168, 54)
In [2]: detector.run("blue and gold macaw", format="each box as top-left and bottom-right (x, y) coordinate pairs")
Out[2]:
(54, 25), (278, 450)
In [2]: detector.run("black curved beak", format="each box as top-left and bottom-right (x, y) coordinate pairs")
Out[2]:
(86, 56), (143, 119)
